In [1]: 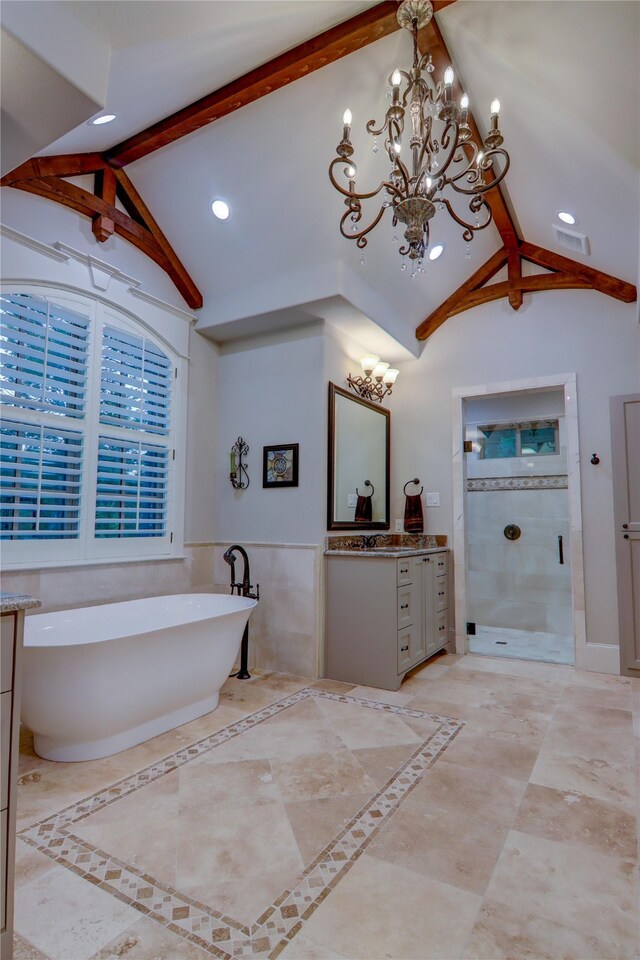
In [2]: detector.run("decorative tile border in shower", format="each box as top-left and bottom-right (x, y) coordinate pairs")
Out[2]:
(19, 687), (463, 960)
(467, 474), (568, 492)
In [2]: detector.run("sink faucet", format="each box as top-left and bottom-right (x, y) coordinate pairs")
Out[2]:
(362, 535), (380, 549)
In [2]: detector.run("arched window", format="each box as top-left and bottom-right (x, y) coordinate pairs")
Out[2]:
(0, 289), (180, 566)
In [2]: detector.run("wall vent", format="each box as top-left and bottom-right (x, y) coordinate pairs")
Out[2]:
(553, 224), (590, 256)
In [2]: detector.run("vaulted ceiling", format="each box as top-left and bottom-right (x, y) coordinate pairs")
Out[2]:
(1, 0), (638, 359)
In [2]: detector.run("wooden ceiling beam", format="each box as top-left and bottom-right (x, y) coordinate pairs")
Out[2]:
(92, 168), (117, 242)
(1, 153), (107, 185)
(417, 18), (519, 251)
(105, 2), (450, 168)
(519, 240), (637, 303)
(416, 246), (508, 339)
(447, 273), (592, 318)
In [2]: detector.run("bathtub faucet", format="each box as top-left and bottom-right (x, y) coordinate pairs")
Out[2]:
(223, 545), (260, 680)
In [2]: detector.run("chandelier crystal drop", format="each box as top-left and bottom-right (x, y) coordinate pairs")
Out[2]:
(328, 0), (510, 264)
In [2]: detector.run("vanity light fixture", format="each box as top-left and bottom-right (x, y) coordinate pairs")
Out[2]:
(347, 355), (399, 403)
(328, 0), (510, 277)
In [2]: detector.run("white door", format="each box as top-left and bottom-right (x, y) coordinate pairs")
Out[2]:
(611, 394), (640, 677)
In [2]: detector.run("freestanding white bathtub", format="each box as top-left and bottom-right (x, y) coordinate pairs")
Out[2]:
(22, 593), (257, 762)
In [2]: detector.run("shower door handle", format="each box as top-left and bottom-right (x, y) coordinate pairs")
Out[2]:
(557, 535), (564, 565)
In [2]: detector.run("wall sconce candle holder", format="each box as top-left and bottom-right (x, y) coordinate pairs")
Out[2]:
(229, 437), (249, 489)
(347, 355), (399, 404)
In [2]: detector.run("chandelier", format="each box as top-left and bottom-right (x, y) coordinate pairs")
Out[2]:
(328, 0), (510, 271)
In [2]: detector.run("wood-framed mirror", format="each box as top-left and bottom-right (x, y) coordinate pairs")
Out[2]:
(327, 383), (390, 530)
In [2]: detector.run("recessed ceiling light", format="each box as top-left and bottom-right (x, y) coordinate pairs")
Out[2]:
(90, 114), (116, 125)
(429, 243), (445, 261)
(211, 199), (230, 221)
(558, 211), (576, 225)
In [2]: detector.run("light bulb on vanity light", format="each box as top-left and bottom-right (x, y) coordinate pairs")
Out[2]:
(383, 368), (399, 385)
(371, 361), (390, 381)
(360, 355), (380, 376)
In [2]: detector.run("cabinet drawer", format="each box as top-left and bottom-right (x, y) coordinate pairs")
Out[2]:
(397, 627), (414, 673)
(434, 554), (447, 577)
(1, 692), (11, 810)
(435, 581), (448, 612)
(0, 616), (15, 695)
(435, 610), (448, 641)
(396, 559), (413, 586)
(397, 585), (414, 629)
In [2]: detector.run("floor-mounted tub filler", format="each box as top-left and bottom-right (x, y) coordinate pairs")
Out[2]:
(22, 593), (257, 762)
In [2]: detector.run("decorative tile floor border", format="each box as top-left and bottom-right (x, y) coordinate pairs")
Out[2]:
(467, 474), (568, 492)
(19, 687), (463, 960)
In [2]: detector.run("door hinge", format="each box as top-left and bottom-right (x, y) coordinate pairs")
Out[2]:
(463, 440), (473, 454)
(172, 449), (176, 460)
(170, 531), (174, 543)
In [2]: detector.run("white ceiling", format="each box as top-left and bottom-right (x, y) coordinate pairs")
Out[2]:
(7, 1), (640, 355)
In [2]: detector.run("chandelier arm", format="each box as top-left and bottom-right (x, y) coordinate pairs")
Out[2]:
(438, 196), (493, 240)
(339, 203), (389, 247)
(328, 158), (391, 202)
(447, 150), (511, 196)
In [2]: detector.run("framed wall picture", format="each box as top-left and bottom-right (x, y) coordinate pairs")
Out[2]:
(263, 443), (299, 488)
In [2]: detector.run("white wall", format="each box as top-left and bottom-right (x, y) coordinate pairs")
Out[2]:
(391, 289), (640, 652)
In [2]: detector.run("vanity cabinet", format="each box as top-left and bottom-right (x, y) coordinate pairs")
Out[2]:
(325, 549), (450, 691)
(1, 596), (38, 960)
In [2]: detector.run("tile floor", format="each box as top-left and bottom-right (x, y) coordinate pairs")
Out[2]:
(468, 625), (575, 665)
(12, 652), (640, 960)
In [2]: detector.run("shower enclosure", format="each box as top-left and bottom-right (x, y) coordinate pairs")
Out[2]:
(463, 388), (574, 665)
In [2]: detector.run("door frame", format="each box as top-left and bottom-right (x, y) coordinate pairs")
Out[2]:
(451, 373), (587, 669)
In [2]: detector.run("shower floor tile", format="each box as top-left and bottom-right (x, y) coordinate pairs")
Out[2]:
(469, 625), (575, 665)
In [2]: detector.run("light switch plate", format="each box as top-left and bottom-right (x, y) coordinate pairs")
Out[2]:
(426, 492), (440, 507)
(395, 519), (403, 532)
(347, 493), (357, 507)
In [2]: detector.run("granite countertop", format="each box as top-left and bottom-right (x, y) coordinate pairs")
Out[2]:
(324, 534), (448, 559)
(0, 592), (41, 613)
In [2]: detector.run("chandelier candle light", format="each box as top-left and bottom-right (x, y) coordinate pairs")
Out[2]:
(347, 356), (399, 403)
(328, 0), (509, 272)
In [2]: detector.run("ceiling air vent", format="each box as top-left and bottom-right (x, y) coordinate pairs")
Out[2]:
(553, 224), (590, 256)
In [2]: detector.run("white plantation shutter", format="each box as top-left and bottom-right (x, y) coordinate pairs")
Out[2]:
(0, 293), (89, 417)
(100, 326), (171, 436)
(95, 437), (169, 538)
(0, 421), (83, 539)
(0, 289), (179, 564)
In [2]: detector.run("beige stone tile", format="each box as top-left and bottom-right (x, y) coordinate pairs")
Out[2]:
(185, 866), (295, 928)
(14, 838), (57, 890)
(349, 684), (417, 706)
(270, 748), (376, 803)
(177, 799), (303, 889)
(257, 671), (311, 694)
(514, 782), (638, 859)
(204, 711), (345, 764)
(301, 853), (482, 960)
(404, 760), (527, 827)
(531, 741), (637, 812)
(544, 704), (634, 767)
(171, 702), (248, 741)
(278, 935), (349, 959)
(314, 697), (422, 750)
(13, 932), (50, 960)
(178, 756), (280, 808)
(75, 771), (180, 884)
(455, 653), (573, 686)
(14, 866), (138, 960)
(90, 914), (211, 959)
(285, 793), (372, 864)
(484, 829), (638, 952)
(463, 897), (628, 960)
(439, 727), (540, 781)
(219, 677), (289, 710)
(351, 743), (420, 788)
(367, 801), (508, 895)
(310, 679), (355, 694)
(560, 682), (633, 712)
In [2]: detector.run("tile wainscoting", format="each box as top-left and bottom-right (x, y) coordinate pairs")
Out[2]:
(213, 543), (322, 681)
(3, 542), (323, 681)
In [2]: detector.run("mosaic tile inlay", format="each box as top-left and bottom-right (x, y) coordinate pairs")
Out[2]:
(19, 688), (463, 959)
(467, 474), (568, 492)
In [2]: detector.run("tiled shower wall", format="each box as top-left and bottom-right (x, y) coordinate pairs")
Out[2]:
(466, 485), (572, 634)
(4, 543), (322, 681)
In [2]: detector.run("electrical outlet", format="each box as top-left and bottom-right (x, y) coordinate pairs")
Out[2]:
(347, 493), (357, 507)
(395, 519), (403, 532)
(426, 492), (440, 507)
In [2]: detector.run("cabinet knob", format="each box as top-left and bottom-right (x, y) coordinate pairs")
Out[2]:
(624, 534), (629, 539)
(401, 645), (409, 652)
(400, 603), (409, 609)
(623, 523), (628, 529)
